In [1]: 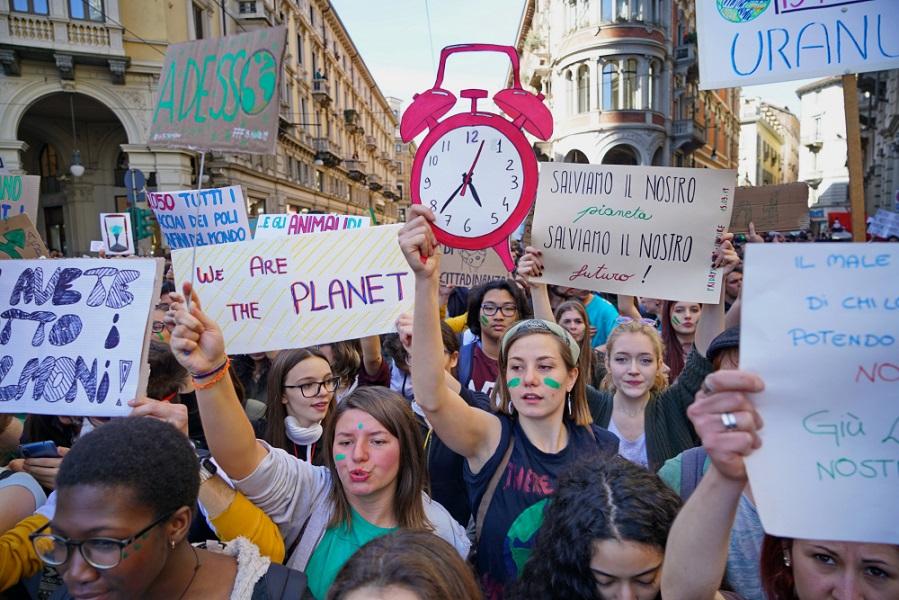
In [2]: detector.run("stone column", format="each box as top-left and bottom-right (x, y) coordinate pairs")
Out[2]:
(0, 139), (29, 173)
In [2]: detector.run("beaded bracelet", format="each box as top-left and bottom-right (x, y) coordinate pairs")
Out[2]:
(192, 357), (231, 390)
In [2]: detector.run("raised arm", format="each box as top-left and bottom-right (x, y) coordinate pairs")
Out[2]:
(517, 246), (554, 322)
(616, 294), (642, 321)
(662, 370), (765, 600)
(359, 335), (384, 377)
(695, 235), (737, 357)
(168, 283), (267, 480)
(398, 206), (501, 470)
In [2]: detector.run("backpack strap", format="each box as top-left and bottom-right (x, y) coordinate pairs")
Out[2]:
(457, 342), (475, 390)
(474, 437), (514, 544)
(679, 446), (709, 501)
(263, 561), (309, 599)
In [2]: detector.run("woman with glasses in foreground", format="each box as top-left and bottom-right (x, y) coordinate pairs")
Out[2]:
(32, 417), (306, 599)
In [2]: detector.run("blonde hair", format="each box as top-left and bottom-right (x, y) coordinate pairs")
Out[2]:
(600, 321), (668, 394)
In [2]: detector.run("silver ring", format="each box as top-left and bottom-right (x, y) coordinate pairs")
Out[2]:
(721, 412), (738, 431)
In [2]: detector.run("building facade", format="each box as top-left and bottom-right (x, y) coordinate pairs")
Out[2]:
(0, 0), (405, 256)
(859, 69), (899, 215)
(766, 103), (800, 183)
(513, 0), (739, 169)
(738, 97), (786, 186)
(796, 77), (850, 212)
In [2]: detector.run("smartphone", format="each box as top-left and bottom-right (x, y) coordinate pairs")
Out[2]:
(19, 441), (59, 459)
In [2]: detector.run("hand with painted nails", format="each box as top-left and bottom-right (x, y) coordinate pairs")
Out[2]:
(398, 205), (440, 279)
(515, 246), (545, 288)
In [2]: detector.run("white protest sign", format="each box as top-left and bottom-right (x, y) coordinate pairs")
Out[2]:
(171, 224), (413, 355)
(90, 241), (106, 253)
(147, 185), (251, 249)
(0, 174), (40, 224)
(741, 243), (899, 544)
(253, 213), (370, 239)
(0, 258), (163, 416)
(696, 1), (899, 90)
(868, 209), (899, 239)
(100, 213), (135, 256)
(439, 244), (509, 288)
(531, 163), (735, 303)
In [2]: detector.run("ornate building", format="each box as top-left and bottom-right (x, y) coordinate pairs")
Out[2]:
(739, 98), (788, 187)
(0, 0), (404, 255)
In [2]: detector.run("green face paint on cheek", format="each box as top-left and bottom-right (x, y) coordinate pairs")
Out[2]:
(672, 315), (682, 326)
(507, 378), (521, 388)
(480, 315), (489, 326)
(335, 454), (346, 461)
(543, 377), (562, 389)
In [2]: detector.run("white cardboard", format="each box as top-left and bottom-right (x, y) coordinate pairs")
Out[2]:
(253, 213), (370, 239)
(147, 185), (251, 249)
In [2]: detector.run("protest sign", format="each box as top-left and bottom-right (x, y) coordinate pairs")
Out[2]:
(867, 209), (899, 239)
(0, 174), (39, 223)
(147, 27), (287, 154)
(253, 213), (370, 239)
(439, 244), (509, 288)
(0, 258), (163, 417)
(741, 243), (899, 544)
(0, 215), (48, 259)
(696, 1), (899, 90)
(729, 183), (809, 234)
(530, 163), (735, 303)
(147, 185), (250, 249)
(99, 213), (135, 256)
(171, 224), (413, 354)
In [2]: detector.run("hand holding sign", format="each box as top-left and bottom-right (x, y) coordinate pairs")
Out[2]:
(399, 205), (440, 277)
(169, 282), (227, 377)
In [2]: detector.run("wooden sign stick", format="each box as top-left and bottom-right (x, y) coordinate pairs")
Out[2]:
(842, 74), (867, 242)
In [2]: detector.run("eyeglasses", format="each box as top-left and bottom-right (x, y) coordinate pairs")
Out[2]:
(30, 511), (173, 570)
(284, 376), (340, 398)
(155, 302), (170, 312)
(615, 316), (658, 327)
(481, 303), (518, 317)
(151, 320), (166, 333)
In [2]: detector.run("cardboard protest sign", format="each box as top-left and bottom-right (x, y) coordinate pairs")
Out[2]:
(171, 225), (413, 355)
(253, 213), (370, 239)
(99, 213), (135, 256)
(0, 215), (48, 259)
(741, 243), (899, 544)
(868, 209), (899, 239)
(148, 27), (287, 154)
(439, 244), (509, 288)
(147, 185), (250, 249)
(0, 174), (39, 223)
(730, 183), (809, 234)
(0, 258), (163, 417)
(531, 163), (735, 303)
(696, 1), (899, 90)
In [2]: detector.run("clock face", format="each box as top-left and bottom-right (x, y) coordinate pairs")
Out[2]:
(418, 124), (524, 239)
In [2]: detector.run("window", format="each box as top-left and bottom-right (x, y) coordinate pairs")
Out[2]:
(577, 64), (590, 113)
(192, 3), (205, 39)
(648, 60), (658, 110)
(296, 33), (303, 64)
(601, 0), (613, 22)
(238, 1), (256, 14)
(633, 0), (644, 21)
(622, 59), (637, 109)
(69, 0), (104, 21)
(39, 144), (60, 194)
(616, 0), (629, 20)
(565, 70), (575, 115)
(602, 63), (619, 110)
(12, 0), (49, 15)
(565, 0), (577, 31)
(578, 0), (591, 28)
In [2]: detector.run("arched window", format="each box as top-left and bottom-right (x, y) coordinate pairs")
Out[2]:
(616, 0), (629, 20)
(601, 0), (613, 22)
(648, 60), (659, 110)
(622, 59), (638, 109)
(602, 63), (619, 110)
(565, 70), (575, 115)
(633, 0), (645, 21)
(577, 64), (590, 113)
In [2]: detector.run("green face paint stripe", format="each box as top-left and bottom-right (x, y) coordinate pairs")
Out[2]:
(357, 423), (364, 430)
(480, 315), (489, 325)
(543, 377), (562, 389)
(335, 454), (346, 461)
(507, 378), (521, 388)
(671, 315), (682, 326)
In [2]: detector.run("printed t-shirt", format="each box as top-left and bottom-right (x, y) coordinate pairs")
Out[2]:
(465, 415), (619, 599)
(468, 342), (499, 397)
(585, 293), (620, 348)
(305, 508), (397, 599)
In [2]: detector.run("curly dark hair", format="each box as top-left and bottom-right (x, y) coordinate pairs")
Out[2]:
(56, 417), (200, 518)
(511, 457), (681, 600)
(465, 278), (530, 338)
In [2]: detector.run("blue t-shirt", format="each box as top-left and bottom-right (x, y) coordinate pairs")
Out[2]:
(586, 294), (620, 348)
(465, 415), (618, 599)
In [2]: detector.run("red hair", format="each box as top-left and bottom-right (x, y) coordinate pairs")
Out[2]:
(760, 535), (795, 600)
(660, 301), (686, 381)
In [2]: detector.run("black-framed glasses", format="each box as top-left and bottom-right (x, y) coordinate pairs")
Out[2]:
(151, 320), (165, 333)
(284, 376), (340, 398)
(30, 511), (173, 570)
(481, 303), (518, 317)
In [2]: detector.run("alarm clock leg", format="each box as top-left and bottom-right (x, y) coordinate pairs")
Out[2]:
(492, 240), (515, 273)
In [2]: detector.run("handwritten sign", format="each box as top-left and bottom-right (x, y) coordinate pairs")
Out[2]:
(730, 183), (810, 233)
(253, 213), (370, 239)
(171, 225), (413, 354)
(868, 209), (899, 239)
(742, 243), (899, 544)
(530, 163), (735, 303)
(696, 1), (899, 89)
(0, 215), (48, 260)
(147, 27), (287, 154)
(147, 185), (250, 249)
(0, 258), (163, 417)
(100, 213), (135, 256)
(439, 244), (509, 287)
(0, 175), (39, 223)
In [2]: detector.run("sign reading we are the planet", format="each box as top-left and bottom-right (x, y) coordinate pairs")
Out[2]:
(148, 27), (287, 154)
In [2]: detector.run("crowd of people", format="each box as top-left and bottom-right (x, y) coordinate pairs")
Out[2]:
(1, 207), (896, 600)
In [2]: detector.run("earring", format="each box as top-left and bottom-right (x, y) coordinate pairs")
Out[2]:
(782, 548), (791, 567)
(509, 402), (515, 416)
(169, 539), (176, 551)
(567, 392), (572, 416)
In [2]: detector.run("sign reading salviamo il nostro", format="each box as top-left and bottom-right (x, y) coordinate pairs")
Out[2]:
(148, 27), (287, 154)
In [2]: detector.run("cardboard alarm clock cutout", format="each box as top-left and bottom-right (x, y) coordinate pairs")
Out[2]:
(401, 44), (552, 271)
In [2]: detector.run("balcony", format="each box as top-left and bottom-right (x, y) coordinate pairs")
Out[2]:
(365, 135), (377, 150)
(312, 78), (332, 106)
(344, 109), (361, 134)
(367, 173), (383, 191)
(343, 159), (366, 182)
(801, 133), (823, 152)
(313, 137), (341, 167)
(236, 0), (275, 25)
(379, 150), (392, 164)
(672, 119), (706, 153)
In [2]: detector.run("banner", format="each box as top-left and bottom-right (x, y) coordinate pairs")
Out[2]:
(99, 213), (135, 256)
(147, 27), (287, 154)
(0, 174), (39, 224)
(0, 215), (48, 259)
(730, 183), (810, 233)
(531, 163), (735, 303)
(147, 185), (250, 249)
(742, 243), (899, 544)
(439, 244), (509, 288)
(0, 258), (163, 416)
(171, 225), (413, 354)
(696, 1), (899, 89)
(253, 213), (370, 239)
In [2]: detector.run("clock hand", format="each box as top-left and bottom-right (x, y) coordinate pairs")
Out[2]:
(468, 180), (483, 208)
(440, 175), (467, 213)
(459, 140), (485, 197)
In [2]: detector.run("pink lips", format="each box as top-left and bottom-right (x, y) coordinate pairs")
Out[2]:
(349, 469), (370, 482)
